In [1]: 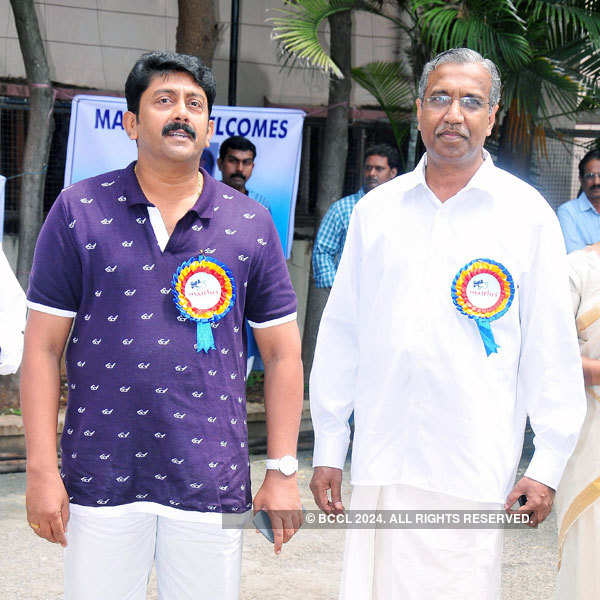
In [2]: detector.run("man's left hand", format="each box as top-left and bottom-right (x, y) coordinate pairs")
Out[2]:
(504, 476), (555, 527)
(253, 470), (302, 554)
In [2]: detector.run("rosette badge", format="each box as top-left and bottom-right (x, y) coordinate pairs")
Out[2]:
(172, 256), (236, 352)
(451, 258), (514, 356)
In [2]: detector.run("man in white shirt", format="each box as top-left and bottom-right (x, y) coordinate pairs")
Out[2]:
(0, 247), (26, 375)
(309, 48), (586, 599)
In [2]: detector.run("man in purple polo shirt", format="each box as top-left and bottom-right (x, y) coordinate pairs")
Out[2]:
(21, 51), (303, 600)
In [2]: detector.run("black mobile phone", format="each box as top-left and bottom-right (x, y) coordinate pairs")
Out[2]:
(518, 494), (527, 507)
(253, 509), (274, 543)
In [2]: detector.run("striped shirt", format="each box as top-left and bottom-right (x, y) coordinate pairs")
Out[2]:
(312, 189), (365, 287)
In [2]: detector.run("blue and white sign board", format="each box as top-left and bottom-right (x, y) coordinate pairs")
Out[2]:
(64, 95), (305, 256)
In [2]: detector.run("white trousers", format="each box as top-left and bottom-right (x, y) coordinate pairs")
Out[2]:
(340, 484), (504, 600)
(64, 509), (243, 600)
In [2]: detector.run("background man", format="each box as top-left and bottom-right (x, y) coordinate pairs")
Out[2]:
(217, 135), (270, 211)
(312, 143), (399, 288)
(21, 51), (303, 600)
(0, 248), (25, 375)
(310, 48), (585, 599)
(557, 149), (600, 252)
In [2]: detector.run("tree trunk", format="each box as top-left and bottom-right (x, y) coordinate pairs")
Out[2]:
(407, 113), (419, 169)
(176, 0), (219, 68)
(10, 0), (54, 290)
(301, 11), (352, 388)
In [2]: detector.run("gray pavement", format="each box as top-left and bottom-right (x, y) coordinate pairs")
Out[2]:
(0, 452), (557, 599)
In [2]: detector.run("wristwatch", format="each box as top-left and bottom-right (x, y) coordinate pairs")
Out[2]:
(265, 455), (298, 476)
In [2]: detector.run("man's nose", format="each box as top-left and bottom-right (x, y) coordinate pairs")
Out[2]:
(172, 97), (190, 121)
(444, 98), (465, 123)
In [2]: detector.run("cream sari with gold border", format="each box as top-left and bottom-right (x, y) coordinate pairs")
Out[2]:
(555, 249), (600, 599)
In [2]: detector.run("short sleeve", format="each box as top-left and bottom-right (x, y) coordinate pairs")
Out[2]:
(27, 194), (82, 316)
(557, 204), (586, 254)
(245, 215), (297, 327)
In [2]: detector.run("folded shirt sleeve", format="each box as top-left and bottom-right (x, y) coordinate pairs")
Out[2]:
(245, 213), (297, 328)
(26, 193), (82, 317)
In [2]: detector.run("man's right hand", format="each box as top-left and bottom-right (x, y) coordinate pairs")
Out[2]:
(309, 466), (344, 514)
(25, 469), (70, 547)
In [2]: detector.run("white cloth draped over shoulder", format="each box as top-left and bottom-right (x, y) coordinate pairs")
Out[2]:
(0, 248), (26, 375)
(555, 249), (600, 599)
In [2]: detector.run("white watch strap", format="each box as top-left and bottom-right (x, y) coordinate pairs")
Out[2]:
(265, 455), (298, 474)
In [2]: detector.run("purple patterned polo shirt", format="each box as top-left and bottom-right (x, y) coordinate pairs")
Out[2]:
(27, 162), (297, 517)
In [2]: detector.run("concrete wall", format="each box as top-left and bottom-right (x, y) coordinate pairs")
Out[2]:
(1, 1), (401, 107)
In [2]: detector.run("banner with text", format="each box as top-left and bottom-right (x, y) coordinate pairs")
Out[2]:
(65, 95), (304, 256)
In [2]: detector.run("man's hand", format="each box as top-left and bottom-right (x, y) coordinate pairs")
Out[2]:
(25, 468), (70, 546)
(504, 476), (555, 527)
(585, 241), (600, 255)
(310, 466), (344, 515)
(253, 470), (302, 555)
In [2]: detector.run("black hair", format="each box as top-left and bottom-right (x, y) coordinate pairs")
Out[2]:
(125, 51), (216, 115)
(365, 144), (401, 172)
(579, 149), (600, 178)
(219, 136), (257, 161)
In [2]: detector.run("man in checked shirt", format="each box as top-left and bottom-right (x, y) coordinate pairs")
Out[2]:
(312, 143), (400, 288)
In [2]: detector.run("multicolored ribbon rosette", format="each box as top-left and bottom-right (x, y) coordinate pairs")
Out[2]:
(451, 258), (514, 357)
(172, 255), (236, 353)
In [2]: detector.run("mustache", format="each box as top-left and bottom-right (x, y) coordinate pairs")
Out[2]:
(231, 172), (246, 181)
(162, 121), (196, 140)
(436, 125), (469, 138)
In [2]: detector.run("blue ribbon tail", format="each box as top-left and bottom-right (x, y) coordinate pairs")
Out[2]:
(475, 319), (499, 356)
(196, 322), (215, 353)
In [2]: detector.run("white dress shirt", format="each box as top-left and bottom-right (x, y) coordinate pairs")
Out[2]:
(310, 152), (586, 503)
(0, 248), (26, 375)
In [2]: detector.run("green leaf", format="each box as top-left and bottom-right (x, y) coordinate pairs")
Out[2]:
(351, 61), (414, 164)
(269, 0), (404, 78)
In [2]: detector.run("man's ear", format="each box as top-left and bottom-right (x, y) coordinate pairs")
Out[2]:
(391, 168), (398, 178)
(486, 104), (499, 137)
(205, 118), (215, 148)
(123, 111), (138, 141)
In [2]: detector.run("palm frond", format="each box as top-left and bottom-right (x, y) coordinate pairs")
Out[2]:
(522, 0), (600, 44)
(351, 61), (414, 110)
(412, 0), (531, 68)
(351, 61), (414, 157)
(269, 0), (404, 78)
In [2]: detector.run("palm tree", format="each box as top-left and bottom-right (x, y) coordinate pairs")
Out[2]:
(271, 0), (600, 176)
(413, 0), (600, 177)
(270, 0), (417, 168)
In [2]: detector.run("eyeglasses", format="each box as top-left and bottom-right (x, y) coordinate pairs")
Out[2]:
(423, 95), (489, 113)
(582, 172), (600, 181)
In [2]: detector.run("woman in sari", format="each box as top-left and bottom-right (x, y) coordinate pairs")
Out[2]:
(556, 245), (600, 599)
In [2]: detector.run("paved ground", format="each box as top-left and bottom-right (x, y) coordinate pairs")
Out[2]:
(0, 451), (557, 599)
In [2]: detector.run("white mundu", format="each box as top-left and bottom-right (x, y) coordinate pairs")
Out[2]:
(310, 152), (586, 599)
(0, 248), (26, 375)
(555, 249), (600, 600)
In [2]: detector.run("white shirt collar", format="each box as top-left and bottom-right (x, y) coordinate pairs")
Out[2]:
(409, 149), (496, 201)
